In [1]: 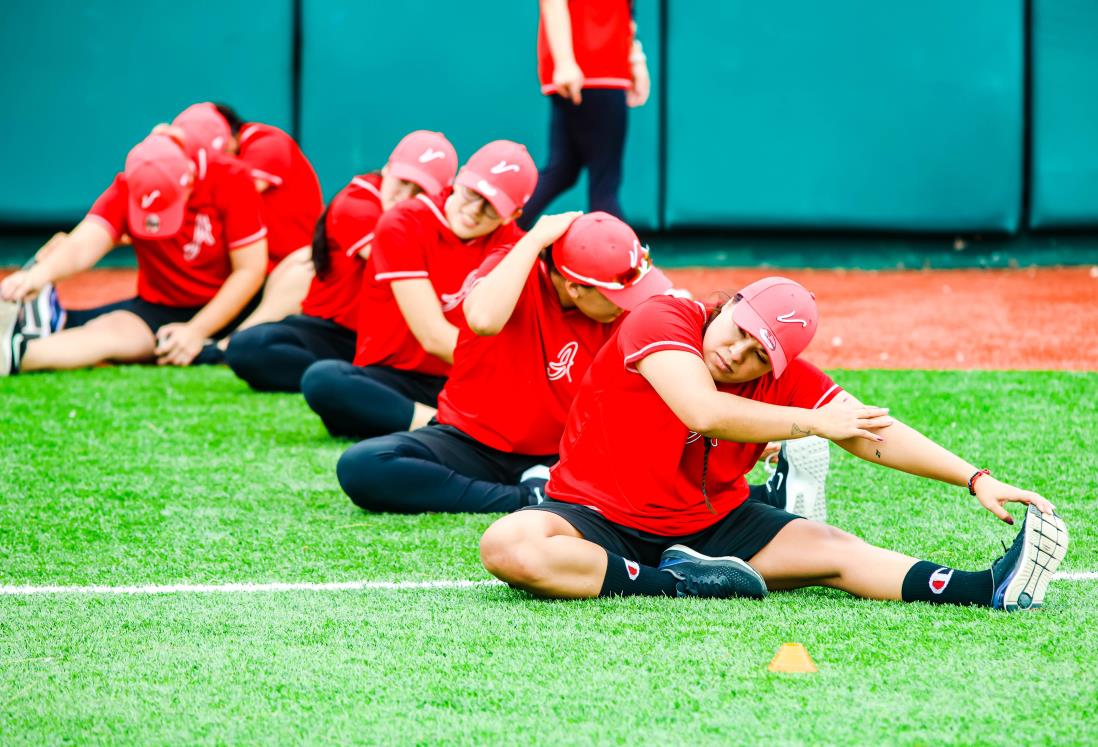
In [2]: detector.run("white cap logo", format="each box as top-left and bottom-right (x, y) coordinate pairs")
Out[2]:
(777, 310), (808, 327)
(212, 135), (226, 150)
(140, 190), (161, 209)
(489, 160), (520, 175)
(758, 327), (777, 351)
(475, 179), (498, 197)
(418, 148), (445, 163)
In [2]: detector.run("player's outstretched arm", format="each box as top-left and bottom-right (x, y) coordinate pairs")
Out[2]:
(833, 394), (1056, 522)
(464, 211), (581, 336)
(637, 350), (892, 444)
(0, 220), (114, 302)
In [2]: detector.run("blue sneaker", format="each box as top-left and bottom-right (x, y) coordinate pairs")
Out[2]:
(991, 504), (1069, 611)
(658, 544), (768, 599)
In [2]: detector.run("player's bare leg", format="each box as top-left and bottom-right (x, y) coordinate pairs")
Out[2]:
(480, 510), (605, 598)
(19, 311), (156, 371)
(217, 247), (313, 348)
(746, 519), (918, 600)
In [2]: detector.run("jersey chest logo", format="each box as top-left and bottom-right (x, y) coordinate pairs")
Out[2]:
(439, 270), (479, 313)
(183, 213), (215, 262)
(547, 341), (579, 382)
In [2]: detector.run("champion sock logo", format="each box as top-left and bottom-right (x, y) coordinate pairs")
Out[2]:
(929, 567), (954, 594)
(624, 559), (640, 581)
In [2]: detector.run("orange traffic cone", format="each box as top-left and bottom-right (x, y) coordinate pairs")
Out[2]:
(767, 643), (818, 673)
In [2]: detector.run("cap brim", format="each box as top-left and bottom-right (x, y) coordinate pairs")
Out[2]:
(388, 161), (443, 196)
(454, 169), (516, 219)
(128, 195), (186, 239)
(601, 267), (674, 311)
(731, 300), (789, 377)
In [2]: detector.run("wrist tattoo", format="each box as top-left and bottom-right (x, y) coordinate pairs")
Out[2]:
(791, 423), (813, 437)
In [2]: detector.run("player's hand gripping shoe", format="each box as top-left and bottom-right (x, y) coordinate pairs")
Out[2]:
(764, 437), (829, 522)
(991, 504), (1069, 611)
(658, 545), (768, 599)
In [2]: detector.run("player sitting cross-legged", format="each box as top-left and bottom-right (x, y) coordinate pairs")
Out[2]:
(223, 130), (458, 392)
(335, 212), (674, 513)
(479, 278), (1068, 609)
(1, 133), (267, 375)
(300, 140), (536, 440)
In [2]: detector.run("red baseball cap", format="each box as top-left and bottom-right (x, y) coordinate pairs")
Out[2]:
(387, 130), (458, 196)
(555, 212), (672, 310)
(125, 134), (194, 239)
(730, 277), (819, 378)
(172, 102), (231, 161)
(454, 140), (537, 218)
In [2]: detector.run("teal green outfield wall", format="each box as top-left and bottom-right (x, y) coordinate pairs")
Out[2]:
(1029, 0), (1098, 229)
(664, 0), (1024, 232)
(299, 0), (661, 230)
(4, 1), (1098, 234)
(0, 1), (294, 225)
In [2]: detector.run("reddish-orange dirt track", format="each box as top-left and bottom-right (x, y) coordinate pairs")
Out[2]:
(6, 266), (1097, 371)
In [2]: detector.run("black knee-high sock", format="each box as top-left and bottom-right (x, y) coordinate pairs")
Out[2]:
(901, 560), (994, 606)
(599, 551), (679, 597)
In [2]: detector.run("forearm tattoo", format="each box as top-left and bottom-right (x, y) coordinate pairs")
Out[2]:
(791, 423), (813, 437)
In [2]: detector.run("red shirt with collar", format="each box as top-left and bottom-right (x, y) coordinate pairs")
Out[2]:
(437, 251), (620, 455)
(547, 295), (843, 536)
(353, 191), (524, 376)
(300, 174), (383, 331)
(236, 123), (324, 269)
(538, 0), (634, 95)
(86, 152), (267, 308)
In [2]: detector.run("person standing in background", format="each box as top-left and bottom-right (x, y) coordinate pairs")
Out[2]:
(519, 0), (651, 229)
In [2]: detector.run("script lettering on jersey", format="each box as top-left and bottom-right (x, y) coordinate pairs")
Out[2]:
(547, 341), (579, 382)
(440, 270), (480, 312)
(183, 213), (215, 262)
(685, 431), (720, 447)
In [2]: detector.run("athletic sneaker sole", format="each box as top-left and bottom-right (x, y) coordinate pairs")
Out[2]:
(0, 301), (20, 376)
(783, 436), (830, 523)
(659, 544), (768, 599)
(998, 505), (1069, 612)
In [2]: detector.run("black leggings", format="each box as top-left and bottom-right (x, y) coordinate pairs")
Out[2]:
(337, 424), (556, 513)
(519, 88), (628, 229)
(300, 360), (446, 439)
(225, 315), (356, 392)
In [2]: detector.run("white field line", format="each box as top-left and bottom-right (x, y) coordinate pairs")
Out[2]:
(0, 572), (1095, 596)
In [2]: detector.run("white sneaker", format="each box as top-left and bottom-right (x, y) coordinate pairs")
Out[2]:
(519, 464), (552, 505)
(769, 437), (830, 522)
(1, 301), (20, 376)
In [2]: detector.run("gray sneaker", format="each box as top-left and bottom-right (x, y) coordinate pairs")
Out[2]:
(991, 504), (1069, 611)
(658, 544), (768, 599)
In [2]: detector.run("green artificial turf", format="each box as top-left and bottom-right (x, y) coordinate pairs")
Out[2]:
(1, 367), (1096, 745)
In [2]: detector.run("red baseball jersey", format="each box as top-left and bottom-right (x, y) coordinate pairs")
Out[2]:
(236, 123), (324, 269)
(86, 152), (267, 308)
(547, 295), (843, 536)
(300, 174), (383, 331)
(437, 252), (620, 455)
(353, 192), (523, 376)
(538, 0), (634, 95)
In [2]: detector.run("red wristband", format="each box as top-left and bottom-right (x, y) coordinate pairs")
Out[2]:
(968, 469), (991, 496)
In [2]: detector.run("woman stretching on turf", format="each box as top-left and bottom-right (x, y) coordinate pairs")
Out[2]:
(300, 140), (536, 439)
(223, 131), (458, 392)
(480, 278), (1068, 611)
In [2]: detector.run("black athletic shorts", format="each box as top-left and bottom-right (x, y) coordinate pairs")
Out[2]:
(66, 293), (261, 338)
(520, 489), (798, 567)
(408, 423), (557, 482)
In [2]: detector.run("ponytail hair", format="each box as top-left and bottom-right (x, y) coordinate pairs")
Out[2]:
(311, 204), (333, 279)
